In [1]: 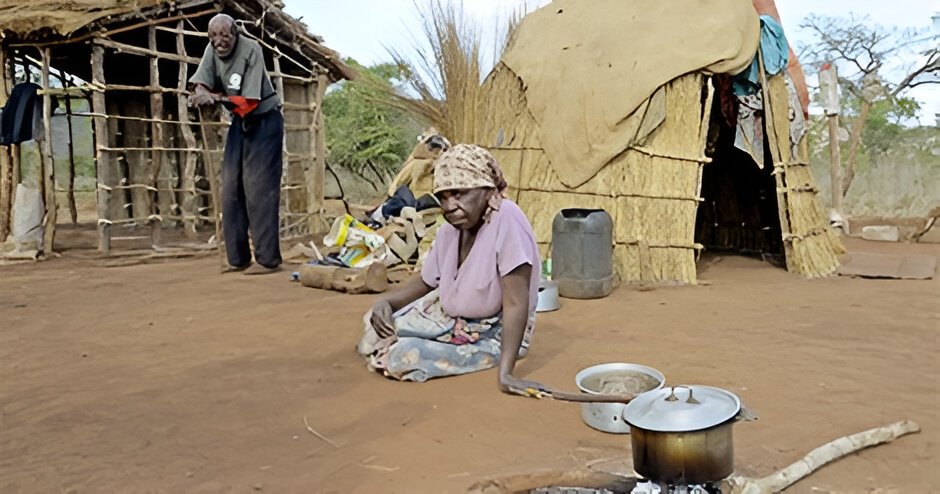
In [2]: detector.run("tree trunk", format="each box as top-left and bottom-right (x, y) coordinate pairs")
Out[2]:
(841, 99), (872, 198)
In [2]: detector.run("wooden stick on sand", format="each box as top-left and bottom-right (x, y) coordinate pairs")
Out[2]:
(725, 420), (921, 494)
(303, 415), (339, 449)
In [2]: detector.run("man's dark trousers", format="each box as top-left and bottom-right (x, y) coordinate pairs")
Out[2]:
(221, 108), (284, 268)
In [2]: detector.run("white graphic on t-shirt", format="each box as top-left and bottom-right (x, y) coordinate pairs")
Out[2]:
(228, 73), (242, 91)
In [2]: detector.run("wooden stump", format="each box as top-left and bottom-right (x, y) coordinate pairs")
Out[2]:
(298, 263), (388, 294)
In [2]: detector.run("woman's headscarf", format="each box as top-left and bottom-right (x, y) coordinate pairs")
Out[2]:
(432, 144), (508, 221)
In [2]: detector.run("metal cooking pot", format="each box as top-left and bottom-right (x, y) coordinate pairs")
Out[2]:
(575, 363), (664, 434)
(622, 385), (741, 484)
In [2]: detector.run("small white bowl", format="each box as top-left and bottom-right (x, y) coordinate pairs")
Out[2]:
(537, 279), (559, 312)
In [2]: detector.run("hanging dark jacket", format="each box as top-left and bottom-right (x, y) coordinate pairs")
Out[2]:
(0, 82), (43, 145)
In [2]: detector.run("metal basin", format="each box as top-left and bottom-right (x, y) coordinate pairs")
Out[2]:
(575, 363), (665, 434)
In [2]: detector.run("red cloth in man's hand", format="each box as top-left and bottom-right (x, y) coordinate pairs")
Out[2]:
(226, 95), (259, 117)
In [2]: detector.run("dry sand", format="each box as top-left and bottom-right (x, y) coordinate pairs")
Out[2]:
(1, 238), (937, 493)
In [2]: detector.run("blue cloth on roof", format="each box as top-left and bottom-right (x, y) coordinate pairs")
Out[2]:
(732, 15), (789, 96)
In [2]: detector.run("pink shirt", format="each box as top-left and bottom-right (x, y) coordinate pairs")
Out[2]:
(422, 199), (541, 319)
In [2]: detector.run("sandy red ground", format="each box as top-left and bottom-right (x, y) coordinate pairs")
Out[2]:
(1, 238), (937, 493)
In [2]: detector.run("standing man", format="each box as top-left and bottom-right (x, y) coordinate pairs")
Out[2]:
(189, 13), (283, 274)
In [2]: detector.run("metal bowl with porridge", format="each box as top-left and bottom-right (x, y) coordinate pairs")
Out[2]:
(575, 363), (665, 434)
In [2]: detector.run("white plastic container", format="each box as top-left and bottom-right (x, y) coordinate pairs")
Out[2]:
(536, 279), (559, 312)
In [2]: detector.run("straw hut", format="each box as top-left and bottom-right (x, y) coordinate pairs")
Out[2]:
(474, 0), (843, 284)
(0, 0), (354, 256)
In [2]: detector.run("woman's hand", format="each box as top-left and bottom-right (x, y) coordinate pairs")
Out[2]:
(497, 265), (537, 396)
(365, 277), (434, 339)
(499, 372), (549, 398)
(370, 299), (396, 338)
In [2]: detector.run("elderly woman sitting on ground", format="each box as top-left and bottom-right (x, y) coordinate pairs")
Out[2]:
(358, 144), (545, 395)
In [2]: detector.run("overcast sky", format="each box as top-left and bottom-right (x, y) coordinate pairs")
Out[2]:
(283, 1), (939, 124)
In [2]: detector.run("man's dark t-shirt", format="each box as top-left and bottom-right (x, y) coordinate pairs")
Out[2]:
(189, 36), (280, 115)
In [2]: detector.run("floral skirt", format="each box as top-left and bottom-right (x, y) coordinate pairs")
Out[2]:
(357, 289), (533, 382)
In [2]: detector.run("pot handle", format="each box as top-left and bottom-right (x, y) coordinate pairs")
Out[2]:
(663, 385), (700, 405)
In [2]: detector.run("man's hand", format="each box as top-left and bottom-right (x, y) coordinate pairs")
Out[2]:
(499, 372), (549, 398)
(188, 85), (220, 107)
(370, 299), (396, 338)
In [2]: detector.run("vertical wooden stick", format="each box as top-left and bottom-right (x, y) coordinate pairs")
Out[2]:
(197, 107), (226, 269)
(692, 76), (714, 284)
(304, 79), (319, 233)
(177, 20), (199, 237)
(11, 144), (20, 200)
(0, 47), (12, 242)
(148, 25), (164, 247)
(91, 43), (112, 253)
(40, 47), (57, 255)
(271, 54), (290, 236)
(827, 114), (843, 217)
(60, 70), (78, 224)
(311, 71), (328, 231)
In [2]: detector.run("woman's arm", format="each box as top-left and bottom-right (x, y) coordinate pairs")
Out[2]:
(497, 263), (546, 396)
(370, 276), (433, 338)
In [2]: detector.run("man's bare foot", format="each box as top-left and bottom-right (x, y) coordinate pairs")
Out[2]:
(243, 264), (281, 275)
(221, 264), (250, 274)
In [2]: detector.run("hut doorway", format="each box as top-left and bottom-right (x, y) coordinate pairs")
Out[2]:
(694, 81), (784, 261)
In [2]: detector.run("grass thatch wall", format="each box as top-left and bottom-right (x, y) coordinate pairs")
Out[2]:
(476, 63), (843, 284)
(477, 64), (709, 284)
(765, 75), (843, 277)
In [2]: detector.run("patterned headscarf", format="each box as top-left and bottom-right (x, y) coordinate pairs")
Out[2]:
(433, 144), (508, 221)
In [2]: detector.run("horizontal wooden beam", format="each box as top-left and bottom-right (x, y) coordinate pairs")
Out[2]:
(285, 152), (309, 161)
(154, 26), (208, 37)
(71, 112), (229, 127)
(103, 84), (192, 94)
(270, 71), (314, 83)
(99, 146), (203, 153)
(38, 86), (99, 96)
(93, 37), (200, 65)
(282, 102), (317, 112)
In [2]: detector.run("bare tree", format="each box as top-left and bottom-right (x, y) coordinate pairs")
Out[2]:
(800, 14), (938, 197)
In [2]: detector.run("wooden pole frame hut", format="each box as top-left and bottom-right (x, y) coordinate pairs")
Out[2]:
(0, 0), (353, 256)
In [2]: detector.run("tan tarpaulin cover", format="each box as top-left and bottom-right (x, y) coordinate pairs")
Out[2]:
(502, 0), (760, 188)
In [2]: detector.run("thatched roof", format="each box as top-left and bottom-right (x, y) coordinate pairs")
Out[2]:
(0, 0), (355, 81)
(0, 0), (160, 40)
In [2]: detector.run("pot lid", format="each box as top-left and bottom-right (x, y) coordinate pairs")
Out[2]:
(622, 385), (741, 432)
